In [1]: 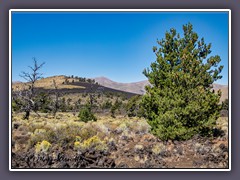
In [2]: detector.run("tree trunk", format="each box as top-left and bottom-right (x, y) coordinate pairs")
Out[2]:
(23, 110), (30, 120)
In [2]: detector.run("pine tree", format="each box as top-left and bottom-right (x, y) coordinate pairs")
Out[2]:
(142, 23), (223, 140)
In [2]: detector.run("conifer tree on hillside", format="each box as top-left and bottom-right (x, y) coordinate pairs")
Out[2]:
(142, 23), (224, 140)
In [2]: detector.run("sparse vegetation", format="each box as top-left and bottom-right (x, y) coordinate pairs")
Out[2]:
(11, 23), (228, 169)
(12, 111), (228, 168)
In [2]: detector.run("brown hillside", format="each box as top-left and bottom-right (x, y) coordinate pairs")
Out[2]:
(94, 77), (228, 102)
(12, 75), (85, 91)
(12, 75), (138, 99)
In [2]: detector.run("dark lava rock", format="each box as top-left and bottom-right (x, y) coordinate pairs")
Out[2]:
(58, 162), (70, 168)
(116, 162), (129, 168)
(193, 160), (204, 167)
(219, 143), (228, 152)
(13, 123), (21, 129)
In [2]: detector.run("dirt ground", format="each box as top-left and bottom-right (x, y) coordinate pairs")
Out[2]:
(11, 113), (229, 169)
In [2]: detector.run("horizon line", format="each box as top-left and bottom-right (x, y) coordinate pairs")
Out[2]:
(12, 74), (229, 86)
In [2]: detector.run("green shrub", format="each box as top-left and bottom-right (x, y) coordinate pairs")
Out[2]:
(78, 105), (97, 122)
(12, 100), (21, 112)
(111, 98), (123, 117)
(221, 99), (229, 111)
(126, 95), (144, 117)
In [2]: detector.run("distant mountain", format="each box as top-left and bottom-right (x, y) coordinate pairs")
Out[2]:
(12, 75), (228, 102)
(94, 76), (228, 102)
(12, 81), (22, 84)
(94, 77), (150, 95)
(212, 84), (228, 102)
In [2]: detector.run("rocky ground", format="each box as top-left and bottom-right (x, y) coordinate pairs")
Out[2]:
(11, 113), (229, 169)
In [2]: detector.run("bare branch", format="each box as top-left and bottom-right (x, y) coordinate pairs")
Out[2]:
(17, 58), (46, 119)
(20, 58), (45, 83)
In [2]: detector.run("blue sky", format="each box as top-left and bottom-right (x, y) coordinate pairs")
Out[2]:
(12, 11), (229, 85)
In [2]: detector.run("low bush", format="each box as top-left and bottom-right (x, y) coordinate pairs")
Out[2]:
(35, 140), (51, 154)
(74, 135), (108, 152)
(29, 121), (85, 147)
(151, 143), (165, 155)
(78, 105), (97, 122)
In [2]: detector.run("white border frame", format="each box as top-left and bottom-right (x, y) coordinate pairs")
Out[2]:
(9, 9), (231, 171)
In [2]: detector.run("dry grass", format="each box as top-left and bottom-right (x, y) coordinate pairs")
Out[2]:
(216, 117), (229, 136)
(11, 112), (228, 154)
(12, 75), (85, 90)
(11, 112), (151, 152)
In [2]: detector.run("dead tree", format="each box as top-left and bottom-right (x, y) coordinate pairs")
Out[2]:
(88, 83), (98, 112)
(51, 79), (60, 117)
(73, 99), (81, 116)
(18, 58), (45, 120)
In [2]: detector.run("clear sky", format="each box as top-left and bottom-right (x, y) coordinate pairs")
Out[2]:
(12, 11), (229, 85)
